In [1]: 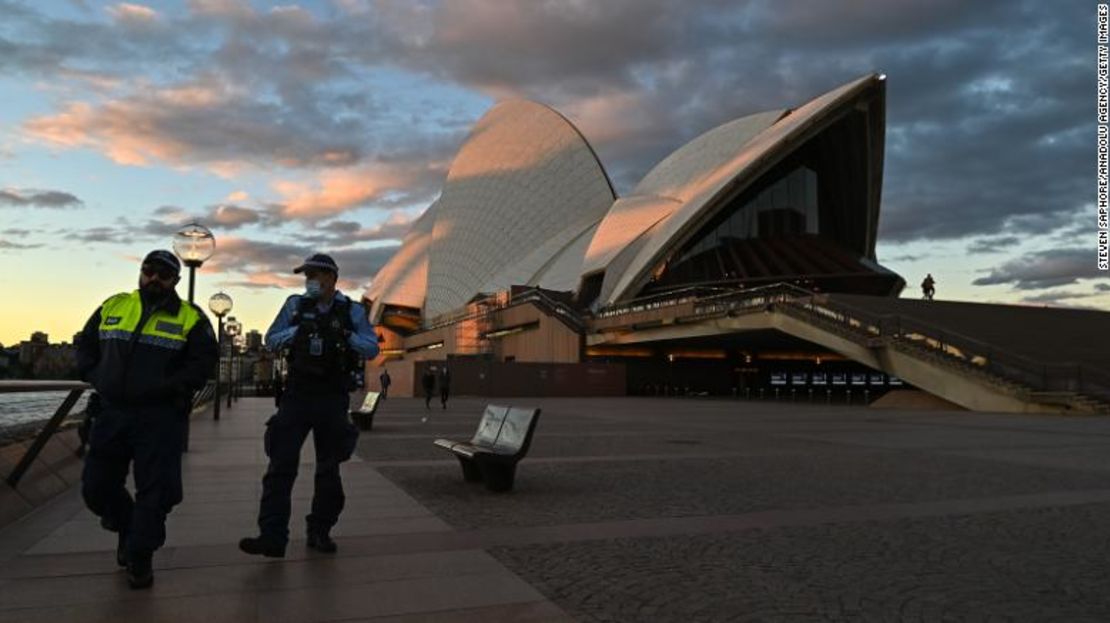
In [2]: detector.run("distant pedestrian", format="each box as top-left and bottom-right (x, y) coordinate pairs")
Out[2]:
(921, 273), (936, 301)
(439, 366), (451, 409)
(379, 368), (391, 400)
(421, 367), (436, 410)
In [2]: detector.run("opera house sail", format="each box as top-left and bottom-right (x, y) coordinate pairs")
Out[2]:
(358, 73), (1110, 416)
(366, 73), (902, 333)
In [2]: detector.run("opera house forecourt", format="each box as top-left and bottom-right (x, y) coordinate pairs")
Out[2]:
(361, 73), (1110, 414)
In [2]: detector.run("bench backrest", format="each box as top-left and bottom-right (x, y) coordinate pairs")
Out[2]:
(492, 406), (541, 456)
(471, 405), (510, 446)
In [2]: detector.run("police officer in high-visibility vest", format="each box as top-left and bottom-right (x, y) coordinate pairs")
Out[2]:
(76, 250), (218, 589)
(240, 253), (378, 558)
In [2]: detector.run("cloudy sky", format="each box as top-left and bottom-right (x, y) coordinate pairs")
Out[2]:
(0, 0), (1105, 345)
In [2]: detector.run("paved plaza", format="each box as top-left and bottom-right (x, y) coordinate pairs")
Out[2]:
(4, 396), (1110, 621)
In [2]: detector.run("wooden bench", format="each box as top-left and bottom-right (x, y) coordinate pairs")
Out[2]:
(433, 404), (541, 492)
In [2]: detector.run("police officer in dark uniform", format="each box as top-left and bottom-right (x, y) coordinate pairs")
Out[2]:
(76, 250), (218, 589)
(240, 253), (378, 557)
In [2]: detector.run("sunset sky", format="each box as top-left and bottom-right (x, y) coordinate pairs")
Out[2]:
(0, 0), (1105, 347)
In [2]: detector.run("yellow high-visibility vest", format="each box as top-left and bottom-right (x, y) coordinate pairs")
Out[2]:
(97, 291), (202, 351)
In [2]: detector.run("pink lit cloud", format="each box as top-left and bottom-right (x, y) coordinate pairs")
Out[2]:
(22, 78), (362, 172)
(107, 3), (159, 24)
(271, 162), (444, 220)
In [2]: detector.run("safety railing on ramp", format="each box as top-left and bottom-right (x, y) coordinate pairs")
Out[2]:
(594, 283), (1110, 409)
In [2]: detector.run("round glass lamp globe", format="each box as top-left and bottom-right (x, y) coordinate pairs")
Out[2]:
(173, 223), (216, 267)
(208, 292), (233, 317)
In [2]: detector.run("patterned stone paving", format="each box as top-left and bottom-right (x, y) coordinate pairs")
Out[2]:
(7, 395), (1110, 621)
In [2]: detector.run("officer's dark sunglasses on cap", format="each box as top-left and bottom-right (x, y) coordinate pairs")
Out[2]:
(141, 264), (178, 281)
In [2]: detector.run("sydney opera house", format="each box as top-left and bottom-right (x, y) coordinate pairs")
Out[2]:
(360, 73), (1109, 413)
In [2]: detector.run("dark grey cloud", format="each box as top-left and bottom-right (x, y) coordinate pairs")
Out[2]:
(967, 236), (1022, 254)
(1096, 283), (1110, 292)
(329, 245), (402, 289)
(380, 0), (714, 95)
(973, 248), (1107, 290)
(138, 219), (185, 238)
(300, 213), (419, 246)
(64, 226), (132, 243)
(0, 239), (44, 250)
(202, 236), (398, 292)
(0, 188), (82, 209)
(64, 214), (188, 243)
(320, 220), (360, 234)
(359, 0), (1093, 250)
(1020, 290), (1102, 305)
(882, 253), (924, 263)
(206, 204), (263, 229)
(398, 0), (1088, 246)
(0, 0), (1096, 264)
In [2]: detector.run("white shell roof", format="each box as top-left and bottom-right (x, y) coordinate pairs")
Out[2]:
(632, 110), (786, 199)
(529, 219), (601, 291)
(366, 74), (884, 322)
(479, 213), (601, 294)
(423, 100), (615, 319)
(581, 110), (782, 304)
(601, 74), (882, 305)
(363, 202), (436, 322)
(581, 195), (681, 279)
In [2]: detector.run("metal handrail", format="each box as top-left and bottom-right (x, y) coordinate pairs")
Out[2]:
(0, 380), (91, 394)
(510, 289), (585, 331)
(592, 282), (1110, 405)
(778, 297), (1110, 401)
(1, 381), (89, 488)
(423, 288), (586, 334)
(3, 379), (221, 488)
(595, 282), (815, 319)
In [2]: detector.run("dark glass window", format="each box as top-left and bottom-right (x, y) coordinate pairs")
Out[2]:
(674, 166), (817, 266)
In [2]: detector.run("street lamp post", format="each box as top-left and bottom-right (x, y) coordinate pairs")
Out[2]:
(208, 292), (233, 421)
(172, 223), (216, 304)
(226, 317), (241, 409)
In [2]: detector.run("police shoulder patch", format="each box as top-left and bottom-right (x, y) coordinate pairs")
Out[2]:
(104, 316), (122, 326)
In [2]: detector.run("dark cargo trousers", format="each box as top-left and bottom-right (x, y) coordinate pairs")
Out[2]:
(258, 389), (357, 544)
(81, 402), (184, 557)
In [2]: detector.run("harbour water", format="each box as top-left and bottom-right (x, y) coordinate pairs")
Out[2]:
(0, 391), (89, 442)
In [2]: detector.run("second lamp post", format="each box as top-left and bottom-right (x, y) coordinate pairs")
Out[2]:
(225, 316), (241, 408)
(208, 292), (233, 420)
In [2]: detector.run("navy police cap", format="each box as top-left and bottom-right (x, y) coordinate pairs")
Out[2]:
(293, 253), (338, 275)
(143, 249), (181, 274)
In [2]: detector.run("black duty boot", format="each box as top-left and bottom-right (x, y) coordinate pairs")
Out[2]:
(306, 531), (337, 554)
(238, 535), (286, 558)
(126, 552), (153, 590)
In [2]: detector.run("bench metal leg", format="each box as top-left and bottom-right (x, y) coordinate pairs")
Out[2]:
(481, 462), (517, 492)
(456, 456), (482, 482)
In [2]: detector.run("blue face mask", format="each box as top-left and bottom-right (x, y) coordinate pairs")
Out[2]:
(305, 279), (322, 299)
